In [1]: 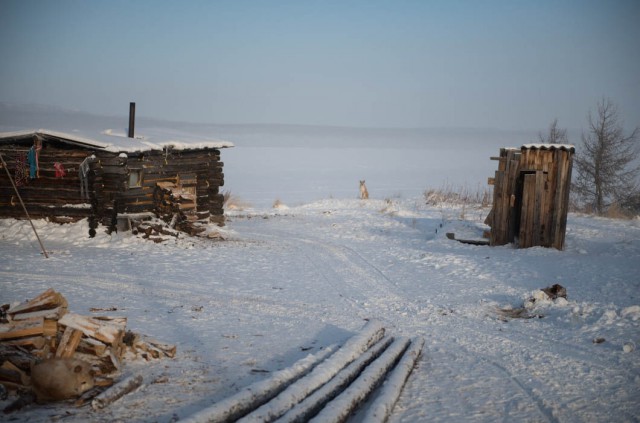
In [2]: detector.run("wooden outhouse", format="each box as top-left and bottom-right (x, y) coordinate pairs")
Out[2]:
(486, 144), (574, 249)
(0, 125), (233, 235)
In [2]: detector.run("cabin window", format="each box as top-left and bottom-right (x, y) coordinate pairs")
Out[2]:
(128, 169), (143, 188)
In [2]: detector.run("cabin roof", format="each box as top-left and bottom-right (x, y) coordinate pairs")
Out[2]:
(0, 128), (234, 153)
(521, 143), (575, 152)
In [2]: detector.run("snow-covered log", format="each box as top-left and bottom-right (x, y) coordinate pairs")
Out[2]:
(362, 337), (425, 423)
(181, 345), (338, 423)
(276, 336), (394, 423)
(91, 374), (143, 410)
(309, 337), (411, 423)
(238, 320), (386, 423)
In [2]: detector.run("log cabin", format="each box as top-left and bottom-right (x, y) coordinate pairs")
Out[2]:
(486, 144), (574, 250)
(0, 114), (233, 236)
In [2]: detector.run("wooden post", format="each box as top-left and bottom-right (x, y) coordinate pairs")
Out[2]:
(0, 153), (49, 258)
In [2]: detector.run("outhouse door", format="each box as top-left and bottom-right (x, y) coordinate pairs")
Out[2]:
(514, 170), (548, 248)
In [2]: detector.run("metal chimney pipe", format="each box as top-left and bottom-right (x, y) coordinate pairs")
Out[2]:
(128, 102), (136, 138)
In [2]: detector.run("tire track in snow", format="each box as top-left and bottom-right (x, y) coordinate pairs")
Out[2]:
(482, 358), (557, 423)
(239, 225), (427, 331)
(289, 236), (423, 325)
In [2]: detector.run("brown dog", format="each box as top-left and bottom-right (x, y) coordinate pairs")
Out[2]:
(359, 180), (369, 200)
(31, 358), (95, 402)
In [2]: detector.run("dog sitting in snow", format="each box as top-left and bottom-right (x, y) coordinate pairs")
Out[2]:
(359, 180), (369, 200)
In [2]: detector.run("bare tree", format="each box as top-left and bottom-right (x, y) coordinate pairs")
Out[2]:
(538, 118), (569, 144)
(572, 98), (640, 214)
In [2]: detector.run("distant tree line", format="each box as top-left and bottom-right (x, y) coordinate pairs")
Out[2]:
(539, 98), (640, 216)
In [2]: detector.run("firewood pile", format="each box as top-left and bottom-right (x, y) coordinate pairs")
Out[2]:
(0, 288), (175, 401)
(151, 182), (209, 237)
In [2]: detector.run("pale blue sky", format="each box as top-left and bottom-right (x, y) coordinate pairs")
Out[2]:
(1, 0), (638, 130)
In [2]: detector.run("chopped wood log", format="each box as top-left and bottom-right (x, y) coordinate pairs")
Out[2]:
(7, 289), (67, 316)
(10, 306), (66, 321)
(0, 317), (46, 340)
(58, 313), (125, 346)
(0, 345), (34, 371)
(0, 367), (24, 386)
(0, 360), (30, 386)
(89, 307), (118, 313)
(74, 386), (107, 407)
(1, 336), (46, 350)
(107, 349), (122, 372)
(93, 316), (127, 327)
(91, 374), (143, 410)
(55, 327), (83, 358)
(133, 336), (177, 359)
(94, 376), (115, 387)
(43, 319), (57, 337)
(77, 337), (108, 357)
(71, 351), (118, 376)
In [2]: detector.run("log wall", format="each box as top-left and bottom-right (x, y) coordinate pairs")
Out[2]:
(1, 135), (227, 229)
(97, 148), (225, 226)
(0, 139), (95, 220)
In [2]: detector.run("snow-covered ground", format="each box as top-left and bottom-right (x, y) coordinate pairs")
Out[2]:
(1, 197), (639, 422)
(1, 107), (639, 421)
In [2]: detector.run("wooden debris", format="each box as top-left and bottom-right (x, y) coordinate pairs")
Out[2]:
(1, 336), (46, 350)
(0, 345), (33, 371)
(7, 288), (67, 317)
(75, 385), (107, 407)
(10, 306), (66, 321)
(77, 337), (108, 357)
(445, 232), (490, 246)
(1, 289), (176, 406)
(0, 361), (29, 386)
(55, 327), (83, 358)
(89, 307), (118, 313)
(0, 317), (48, 340)
(91, 374), (143, 410)
(58, 313), (125, 347)
(136, 336), (177, 359)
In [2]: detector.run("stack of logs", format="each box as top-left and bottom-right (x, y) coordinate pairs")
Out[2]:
(0, 288), (175, 396)
(153, 182), (208, 237)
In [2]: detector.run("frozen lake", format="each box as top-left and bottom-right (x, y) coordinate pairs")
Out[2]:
(216, 125), (539, 208)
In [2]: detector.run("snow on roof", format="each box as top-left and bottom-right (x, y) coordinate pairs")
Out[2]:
(521, 143), (575, 152)
(0, 127), (234, 153)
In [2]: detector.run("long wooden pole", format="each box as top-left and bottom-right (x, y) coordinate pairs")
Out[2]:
(0, 153), (49, 258)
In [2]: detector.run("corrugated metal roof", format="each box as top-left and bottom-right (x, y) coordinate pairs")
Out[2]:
(521, 143), (575, 152)
(0, 128), (234, 153)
